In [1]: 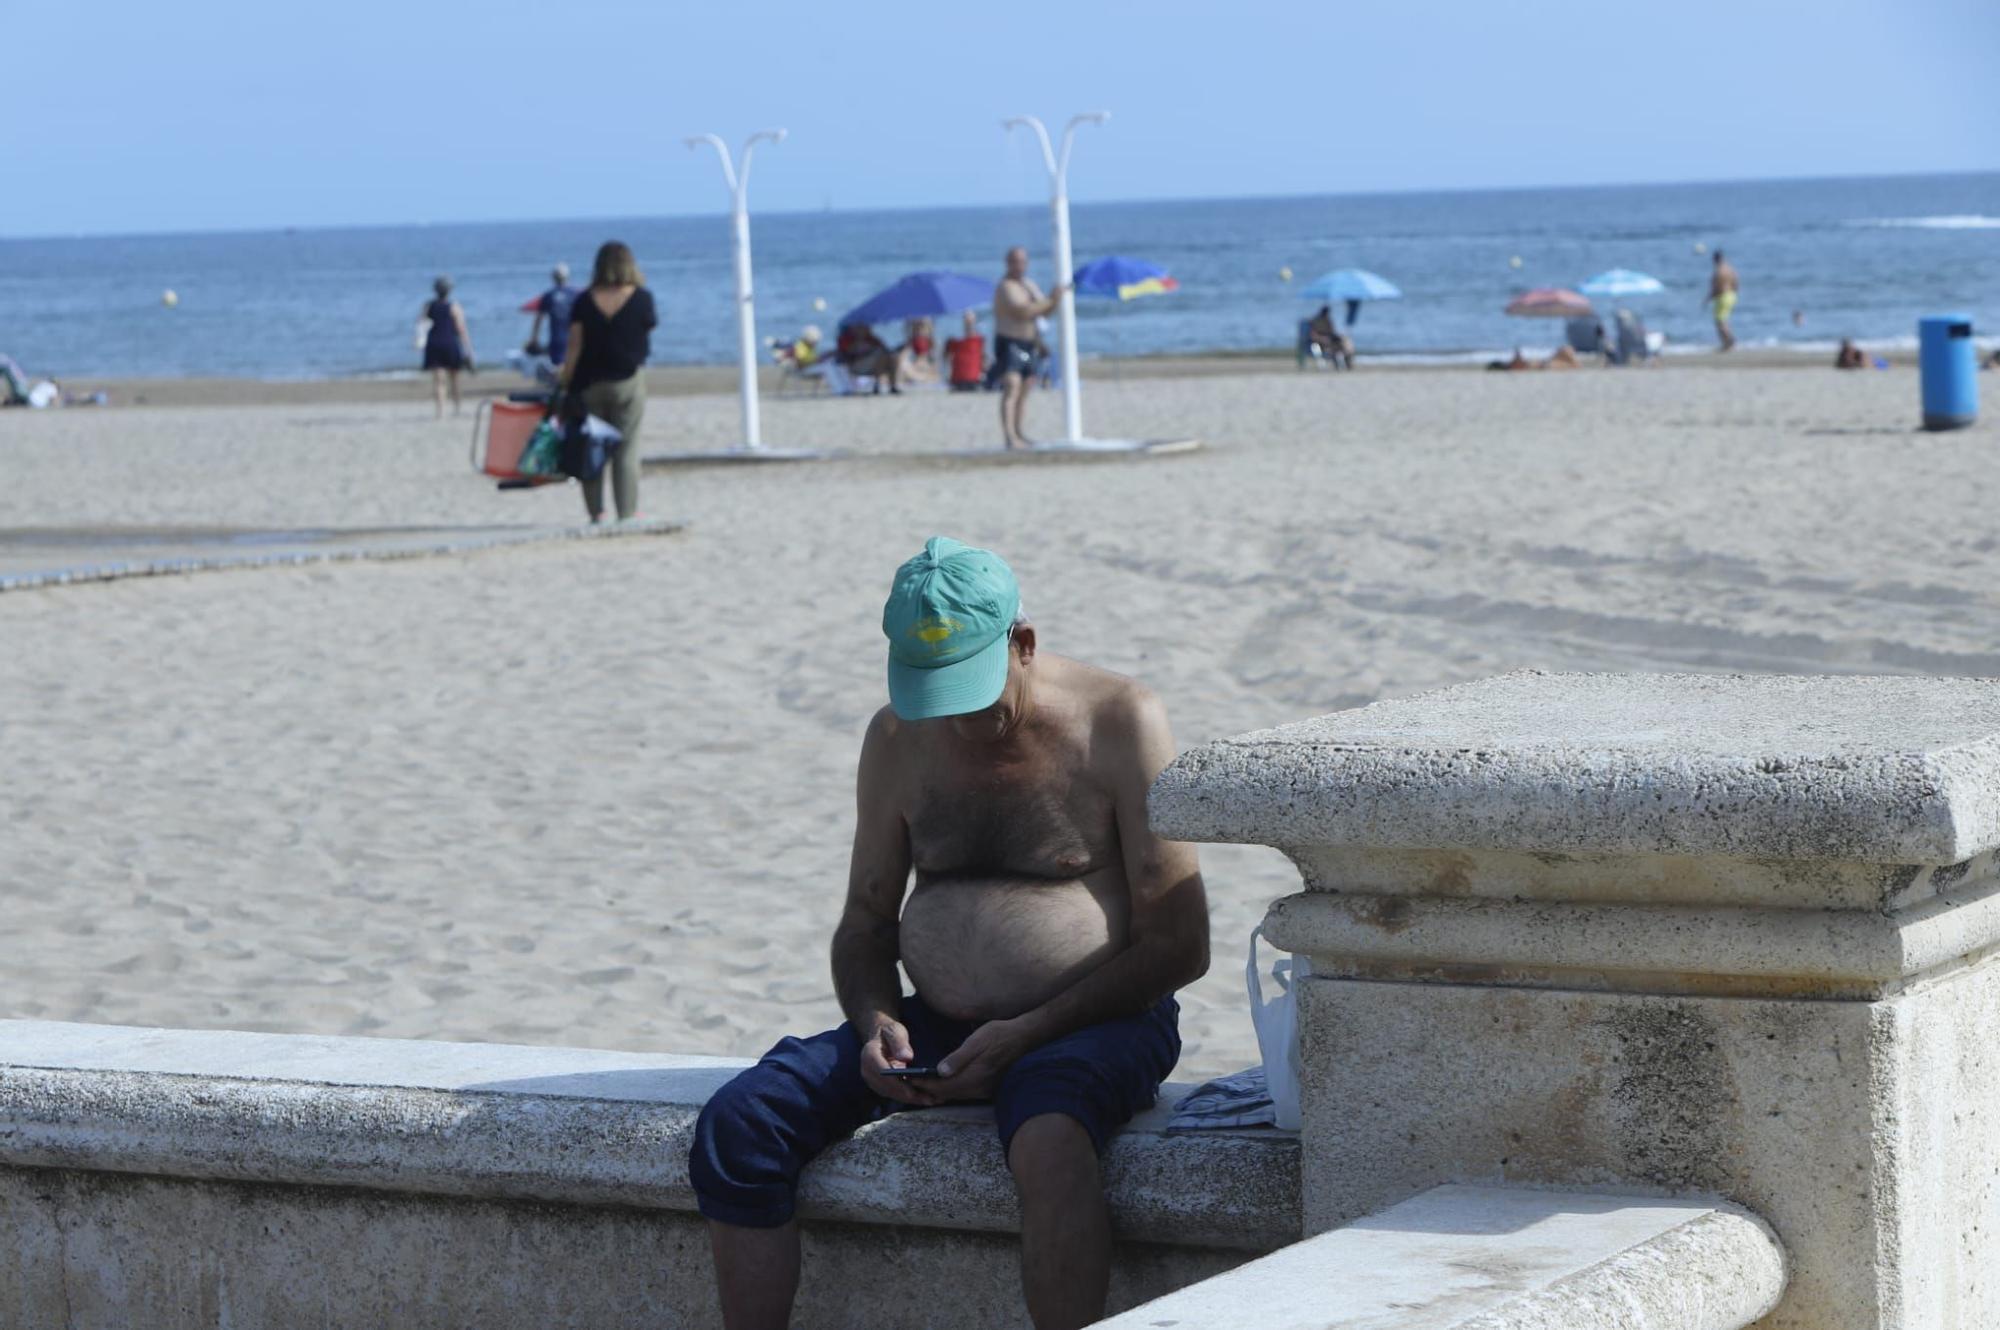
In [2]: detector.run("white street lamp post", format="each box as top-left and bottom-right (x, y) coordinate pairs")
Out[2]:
(1003, 111), (1108, 444)
(686, 129), (785, 452)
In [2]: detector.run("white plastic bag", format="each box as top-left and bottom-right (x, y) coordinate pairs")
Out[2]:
(1247, 924), (1309, 1130)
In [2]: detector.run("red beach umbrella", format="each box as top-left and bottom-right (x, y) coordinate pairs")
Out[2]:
(1505, 288), (1594, 318)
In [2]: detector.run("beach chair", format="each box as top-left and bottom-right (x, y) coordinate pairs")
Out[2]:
(470, 395), (562, 486)
(770, 341), (831, 396)
(1565, 317), (1607, 356)
(1613, 310), (1657, 366)
(1297, 319), (1328, 370)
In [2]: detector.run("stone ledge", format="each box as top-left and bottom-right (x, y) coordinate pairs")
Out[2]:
(0, 1020), (1297, 1252)
(1261, 875), (2000, 999)
(1151, 671), (2000, 865)
(1096, 1184), (1786, 1330)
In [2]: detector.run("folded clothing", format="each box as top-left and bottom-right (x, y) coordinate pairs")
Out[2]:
(1167, 1067), (1279, 1131)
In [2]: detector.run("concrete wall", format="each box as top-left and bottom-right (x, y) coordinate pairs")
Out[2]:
(1152, 671), (2000, 1330)
(0, 1020), (1299, 1329)
(0, 1168), (1247, 1330)
(1098, 1184), (1786, 1330)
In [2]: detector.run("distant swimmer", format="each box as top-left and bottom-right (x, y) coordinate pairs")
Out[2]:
(1705, 251), (1740, 352)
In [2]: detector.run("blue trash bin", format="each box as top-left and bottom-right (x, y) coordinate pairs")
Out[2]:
(1919, 313), (1977, 431)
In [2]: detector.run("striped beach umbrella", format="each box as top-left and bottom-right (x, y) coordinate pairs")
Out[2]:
(1580, 269), (1666, 299)
(1074, 256), (1179, 301)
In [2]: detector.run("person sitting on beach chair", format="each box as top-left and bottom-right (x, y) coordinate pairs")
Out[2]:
(1307, 305), (1354, 369)
(898, 317), (939, 385)
(945, 311), (987, 391)
(770, 325), (826, 388)
(692, 537), (1210, 1330)
(835, 322), (902, 394)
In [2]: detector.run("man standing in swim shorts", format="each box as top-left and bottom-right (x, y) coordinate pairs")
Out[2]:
(1706, 250), (1740, 351)
(691, 536), (1210, 1330)
(993, 247), (1069, 449)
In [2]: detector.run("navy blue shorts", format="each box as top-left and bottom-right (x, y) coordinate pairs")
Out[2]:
(689, 993), (1180, 1228)
(994, 335), (1038, 378)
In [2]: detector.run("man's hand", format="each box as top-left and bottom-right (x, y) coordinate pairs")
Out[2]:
(857, 1017), (940, 1107)
(920, 1018), (1029, 1102)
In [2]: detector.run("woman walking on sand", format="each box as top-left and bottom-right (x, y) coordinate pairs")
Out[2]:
(421, 277), (475, 416)
(557, 241), (655, 523)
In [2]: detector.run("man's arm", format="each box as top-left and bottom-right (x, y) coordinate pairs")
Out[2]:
(932, 686), (1209, 1087)
(830, 710), (936, 1104)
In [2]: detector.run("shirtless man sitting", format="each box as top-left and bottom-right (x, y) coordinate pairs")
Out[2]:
(691, 536), (1210, 1330)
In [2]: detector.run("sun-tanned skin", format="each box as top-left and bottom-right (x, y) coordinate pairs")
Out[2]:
(706, 626), (1210, 1330)
(994, 248), (1069, 449)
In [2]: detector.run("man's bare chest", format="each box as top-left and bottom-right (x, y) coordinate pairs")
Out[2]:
(904, 754), (1115, 880)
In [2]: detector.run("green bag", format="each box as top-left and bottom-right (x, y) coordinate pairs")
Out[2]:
(518, 418), (565, 478)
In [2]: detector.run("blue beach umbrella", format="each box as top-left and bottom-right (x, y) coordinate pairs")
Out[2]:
(1298, 268), (1402, 325)
(1580, 269), (1666, 299)
(839, 271), (992, 327)
(1073, 256), (1179, 301)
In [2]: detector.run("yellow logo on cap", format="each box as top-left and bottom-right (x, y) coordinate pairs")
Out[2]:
(911, 616), (964, 651)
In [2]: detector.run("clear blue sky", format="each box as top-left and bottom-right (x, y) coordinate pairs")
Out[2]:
(6, 0), (1994, 238)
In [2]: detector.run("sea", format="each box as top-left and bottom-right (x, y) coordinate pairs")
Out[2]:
(2, 172), (1995, 380)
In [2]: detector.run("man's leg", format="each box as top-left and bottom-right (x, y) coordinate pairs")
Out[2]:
(1009, 374), (1033, 447)
(1000, 372), (1025, 448)
(709, 1221), (801, 1330)
(691, 1001), (953, 1329)
(1008, 1113), (1111, 1330)
(991, 998), (1182, 1329)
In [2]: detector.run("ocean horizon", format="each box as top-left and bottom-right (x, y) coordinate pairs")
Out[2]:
(3, 170), (1995, 380)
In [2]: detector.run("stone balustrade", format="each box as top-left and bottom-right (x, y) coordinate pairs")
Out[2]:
(0, 1020), (1297, 1328)
(1099, 1184), (1785, 1330)
(1151, 670), (2000, 1329)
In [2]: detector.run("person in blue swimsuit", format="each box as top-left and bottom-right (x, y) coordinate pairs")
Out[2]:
(421, 276), (475, 417)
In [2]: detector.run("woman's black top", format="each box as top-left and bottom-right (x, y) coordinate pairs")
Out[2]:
(569, 286), (657, 391)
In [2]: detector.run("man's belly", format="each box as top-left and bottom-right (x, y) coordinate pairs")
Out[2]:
(900, 874), (1130, 1021)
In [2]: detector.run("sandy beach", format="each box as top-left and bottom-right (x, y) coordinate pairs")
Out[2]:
(2, 360), (1993, 1081)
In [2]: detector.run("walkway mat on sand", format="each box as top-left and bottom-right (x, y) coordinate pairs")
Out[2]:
(0, 519), (683, 593)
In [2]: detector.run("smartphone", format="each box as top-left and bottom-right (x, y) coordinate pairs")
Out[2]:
(878, 1065), (937, 1078)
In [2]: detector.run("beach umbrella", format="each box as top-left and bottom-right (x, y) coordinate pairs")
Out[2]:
(1579, 269), (1666, 299)
(1505, 288), (1594, 318)
(1299, 269), (1401, 325)
(839, 271), (991, 327)
(1074, 256), (1179, 301)
(1299, 269), (1402, 303)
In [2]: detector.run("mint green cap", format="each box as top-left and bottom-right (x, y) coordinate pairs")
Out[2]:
(882, 536), (1021, 720)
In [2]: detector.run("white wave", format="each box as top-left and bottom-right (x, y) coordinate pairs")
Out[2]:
(1846, 215), (2000, 230)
